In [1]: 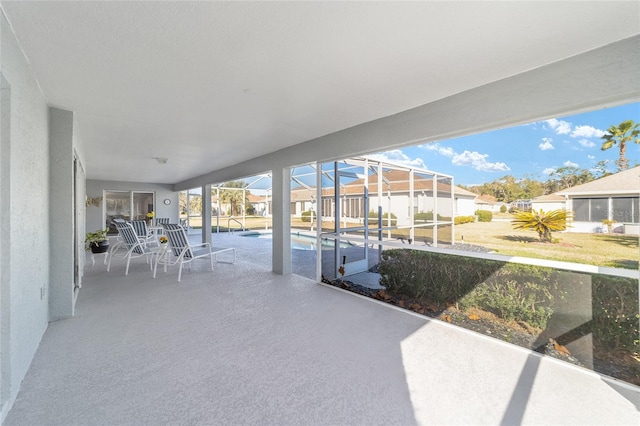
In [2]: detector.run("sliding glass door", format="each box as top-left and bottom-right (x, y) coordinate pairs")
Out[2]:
(104, 191), (155, 234)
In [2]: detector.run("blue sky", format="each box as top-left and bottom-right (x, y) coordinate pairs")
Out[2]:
(369, 102), (640, 186)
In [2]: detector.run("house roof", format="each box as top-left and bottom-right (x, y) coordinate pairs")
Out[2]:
(532, 194), (566, 202)
(557, 167), (640, 196)
(289, 169), (475, 200)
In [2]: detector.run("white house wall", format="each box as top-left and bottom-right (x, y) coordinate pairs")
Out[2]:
(0, 12), (51, 422)
(531, 201), (566, 212)
(366, 193), (459, 227)
(455, 198), (476, 216)
(85, 180), (179, 233)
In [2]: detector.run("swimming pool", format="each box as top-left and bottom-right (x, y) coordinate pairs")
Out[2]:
(240, 231), (353, 250)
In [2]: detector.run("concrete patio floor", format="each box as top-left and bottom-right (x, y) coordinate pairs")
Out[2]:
(5, 232), (639, 425)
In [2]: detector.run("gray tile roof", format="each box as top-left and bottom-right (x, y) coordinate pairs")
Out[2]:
(557, 166), (640, 196)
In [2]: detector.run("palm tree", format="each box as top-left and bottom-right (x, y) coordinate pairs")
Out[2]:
(600, 119), (640, 172)
(511, 209), (571, 243)
(219, 180), (249, 215)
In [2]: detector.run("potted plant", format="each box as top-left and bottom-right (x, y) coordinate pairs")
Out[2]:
(85, 228), (110, 253)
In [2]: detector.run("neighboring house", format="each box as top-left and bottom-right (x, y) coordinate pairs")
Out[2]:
(557, 167), (640, 235)
(287, 162), (477, 226)
(475, 195), (505, 213)
(531, 194), (567, 213)
(247, 193), (271, 216)
(508, 199), (532, 211)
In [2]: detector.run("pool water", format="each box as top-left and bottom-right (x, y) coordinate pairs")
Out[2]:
(241, 232), (353, 250)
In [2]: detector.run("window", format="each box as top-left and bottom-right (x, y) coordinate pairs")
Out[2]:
(104, 191), (155, 234)
(573, 198), (608, 222)
(613, 197), (639, 223)
(590, 198), (608, 222)
(573, 199), (589, 221)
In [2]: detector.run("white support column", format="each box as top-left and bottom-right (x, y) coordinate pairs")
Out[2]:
(409, 169), (414, 243)
(315, 161), (323, 283)
(202, 184), (211, 244)
(49, 107), (75, 319)
(432, 175), (438, 247)
(272, 167), (291, 275)
(449, 177), (454, 245)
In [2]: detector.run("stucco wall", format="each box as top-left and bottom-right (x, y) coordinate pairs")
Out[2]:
(0, 12), (51, 422)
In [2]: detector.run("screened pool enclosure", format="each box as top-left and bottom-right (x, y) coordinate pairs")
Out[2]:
(180, 156), (456, 281)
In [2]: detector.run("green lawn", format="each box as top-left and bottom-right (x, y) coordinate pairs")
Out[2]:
(454, 219), (639, 270)
(189, 215), (638, 270)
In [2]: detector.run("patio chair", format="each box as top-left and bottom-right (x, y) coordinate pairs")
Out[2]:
(155, 217), (170, 225)
(106, 218), (127, 255)
(130, 220), (158, 247)
(107, 221), (159, 275)
(159, 224), (235, 282)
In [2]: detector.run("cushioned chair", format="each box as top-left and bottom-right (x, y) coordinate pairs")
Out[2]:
(159, 224), (235, 282)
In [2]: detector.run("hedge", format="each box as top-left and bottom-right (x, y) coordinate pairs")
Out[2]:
(475, 209), (493, 222)
(454, 216), (475, 225)
(379, 248), (638, 350)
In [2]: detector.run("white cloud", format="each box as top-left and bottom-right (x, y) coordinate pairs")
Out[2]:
(578, 139), (596, 148)
(587, 155), (595, 160)
(542, 168), (556, 175)
(422, 143), (455, 157)
(545, 118), (572, 135)
(539, 137), (554, 150)
(563, 160), (579, 168)
(369, 150), (427, 169)
(422, 143), (509, 172)
(451, 150), (510, 172)
(571, 125), (605, 138)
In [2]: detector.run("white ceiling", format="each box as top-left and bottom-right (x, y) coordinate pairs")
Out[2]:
(2, 1), (639, 185)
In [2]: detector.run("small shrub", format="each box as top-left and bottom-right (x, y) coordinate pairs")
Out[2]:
(414, 211), (434, 221)
(367, 211), (397, 226)
(301, 210), (313, 222)
(454, 215), (475, 225)
(511, 209), (570, 242)
(475, 209), (493, 222)
(500, 204), (507, 213)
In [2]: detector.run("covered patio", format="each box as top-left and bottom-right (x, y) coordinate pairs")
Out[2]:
(4, 233), (639, 425)
(2, 2), (639, 423)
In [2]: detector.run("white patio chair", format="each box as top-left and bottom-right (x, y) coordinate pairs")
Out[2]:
(159, 224), (235, 282)
(130, 220), (158, 247)
(107, 221), (159, 275)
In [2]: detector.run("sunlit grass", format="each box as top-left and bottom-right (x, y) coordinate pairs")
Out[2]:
(455, 220), (638, 269)
(188, 214), (638, 269)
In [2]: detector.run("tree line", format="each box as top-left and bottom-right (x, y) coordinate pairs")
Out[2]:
(461, 119), (639, 202)
(459, 162), (611, 202)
